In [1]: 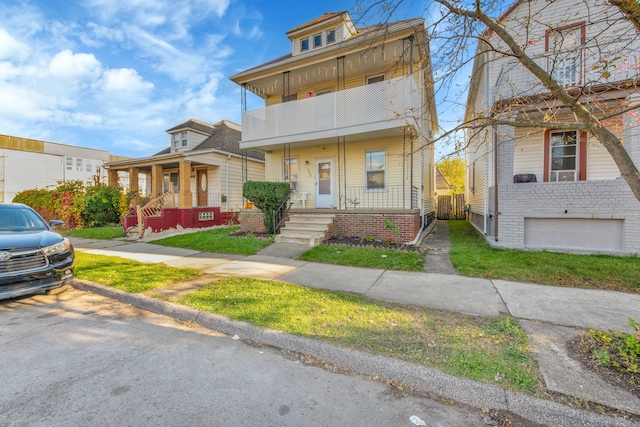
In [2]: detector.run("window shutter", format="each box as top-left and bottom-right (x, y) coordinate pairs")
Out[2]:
(543, 130), (550, 182)
(579, 131), (587, 181)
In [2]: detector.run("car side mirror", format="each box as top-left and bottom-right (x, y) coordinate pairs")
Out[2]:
(50, 220), (64, 228)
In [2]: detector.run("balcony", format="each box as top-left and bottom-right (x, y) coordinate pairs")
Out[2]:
(240, 76), (421, 149)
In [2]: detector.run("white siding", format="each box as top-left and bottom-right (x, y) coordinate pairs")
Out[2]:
(587, 135), (621, 180)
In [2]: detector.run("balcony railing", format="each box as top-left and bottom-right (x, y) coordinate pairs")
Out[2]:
(241, 76), (421, 145)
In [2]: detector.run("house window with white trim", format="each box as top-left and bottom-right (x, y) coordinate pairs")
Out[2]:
(163, 172), (179, 193)
(549, 131), (577, 182)
(181, 132), (188, 147)
(300, 38), (309, 52)
(546, 24), (584, 86)
(173, 134), (179, 148)
(327, 29), (336, 44)
(365, 150), (386, 189)
(283, 158), (298, 192)
(313, 33), (322, 48)
(366, 73), (385, 85)
(76, 158), (83, 172)
(65, 157), (73, 171)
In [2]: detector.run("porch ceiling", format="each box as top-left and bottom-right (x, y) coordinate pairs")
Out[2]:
(239, 124), (408, 152)
(244, 38), (417, 98)
(107, 158), (219, 172)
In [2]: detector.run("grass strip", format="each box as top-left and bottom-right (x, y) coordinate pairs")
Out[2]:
(179, 276), (541, 393)
(448, 221), (640, 293)
(152, 226), (273, 255)
(74, 252), (201, 293)
(64, 226), (124, 240)
(299, 245), (424, 272)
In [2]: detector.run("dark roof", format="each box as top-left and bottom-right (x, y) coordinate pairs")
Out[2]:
(166, 119), (216, 134)
(435, 167), (452, 189)
(286, 11), (348, 35)
(193, 122), (264, 160)
(153, 147), (171, 156)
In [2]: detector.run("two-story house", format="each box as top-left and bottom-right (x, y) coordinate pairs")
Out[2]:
(465, 0), (640, 255)
(105, 119), (265, 235)
(230, 11), (438, 245)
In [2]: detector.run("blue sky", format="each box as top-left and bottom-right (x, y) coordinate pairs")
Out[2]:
(0, 0), (451, 158)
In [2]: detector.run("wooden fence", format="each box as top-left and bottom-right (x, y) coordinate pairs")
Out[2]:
(437, 194), (466, 220)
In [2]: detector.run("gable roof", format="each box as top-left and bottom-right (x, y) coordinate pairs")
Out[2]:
(286, 11), (348, 36)
(435, 167), (452, 190)
(166, 119), (217, 134)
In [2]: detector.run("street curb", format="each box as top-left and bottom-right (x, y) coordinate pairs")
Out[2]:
(71, 279), (638, 427)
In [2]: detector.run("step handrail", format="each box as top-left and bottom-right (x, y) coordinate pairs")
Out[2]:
(135, 183), (175, 237)
(272, 189), (294, 237)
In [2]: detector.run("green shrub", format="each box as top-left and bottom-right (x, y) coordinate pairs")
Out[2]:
(84, 185), (124, 227)
(243, 181), (291, 233)
(13, 189), (55, 221)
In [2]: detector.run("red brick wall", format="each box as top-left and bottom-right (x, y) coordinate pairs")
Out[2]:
(239, 210), (266, 233)
(333, 212), (420, 243)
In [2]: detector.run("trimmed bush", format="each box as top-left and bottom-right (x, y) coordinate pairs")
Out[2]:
(243, 181), (290, 233)
(84, 185), (125, 227)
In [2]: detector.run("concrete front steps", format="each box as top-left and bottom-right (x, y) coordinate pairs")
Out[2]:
(275, 214), (334, 246)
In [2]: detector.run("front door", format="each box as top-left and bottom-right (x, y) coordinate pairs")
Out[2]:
(315, 159), (334, 208)
(197, 169), (208, 206)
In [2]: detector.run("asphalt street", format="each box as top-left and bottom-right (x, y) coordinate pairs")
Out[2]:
(0, 288), (487, 427)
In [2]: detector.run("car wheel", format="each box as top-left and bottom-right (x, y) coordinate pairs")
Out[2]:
(46, 284), (70, 295)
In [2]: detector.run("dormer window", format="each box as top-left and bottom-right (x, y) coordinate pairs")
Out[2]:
(181, 132), (188, 147)
(327, 29), (335, 44)
(173, 134), (179, 148)
(300, 38), (309, 52)
(313, 33), (322, 48)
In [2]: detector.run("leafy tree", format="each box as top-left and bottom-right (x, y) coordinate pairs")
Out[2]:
(243, 181), (291, 233)
(437, 157), (465, 194)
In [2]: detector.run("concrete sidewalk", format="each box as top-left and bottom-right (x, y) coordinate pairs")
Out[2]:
(70, 234), (640, 419)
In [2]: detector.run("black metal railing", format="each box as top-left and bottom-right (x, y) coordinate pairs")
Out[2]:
(341, 186), (416, 209)
(272, 190), (294, 236)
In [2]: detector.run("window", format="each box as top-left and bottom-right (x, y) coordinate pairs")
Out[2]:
(327, 29), (335, 44)
(313, 33), (322, 48)
(316, 88), (333, 96)
(283, 158), (298, 192)
(65, 157), (73, 171)
(366, 74), (385, 85)
(76, 158), (83, 172)
(85, 161), (92, 173)
(549, 131), (577, 181)
(173, 134), (179, 148)
(163, 172), (179, 193)
(181, 132), (188, 147)
(282, 93), (298, 103)
(546, 24), (584, 86)
(300, 38), (309, 52)
(365, 150), (385, 189)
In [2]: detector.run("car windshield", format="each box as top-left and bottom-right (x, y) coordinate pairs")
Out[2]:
(0, 207), (49, 231)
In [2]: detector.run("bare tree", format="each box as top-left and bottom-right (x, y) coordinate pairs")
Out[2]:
(361, 0), (640, 201)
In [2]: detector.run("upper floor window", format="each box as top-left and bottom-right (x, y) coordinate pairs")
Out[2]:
(300, 38), (309, 52)
(181, 132), (188, 147)
(76, 158), (83, 172)
(365, 150), (386, 189)
(65, 156), (73, 171)
(173, 134), (179, 148)
(313, 33), (322, 48)
(546, 24), (584, 86)
(327, 29), (335, 44)
(366, 73), (385, 85)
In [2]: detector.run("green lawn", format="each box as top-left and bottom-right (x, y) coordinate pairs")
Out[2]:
(448, 220), (640, 293)
(180, 276), (540, 393)
(74, 252), (200, 293)
(151, 226), (273, 255)
(64, 226), (124, 240)
(299, 245), (424, 271)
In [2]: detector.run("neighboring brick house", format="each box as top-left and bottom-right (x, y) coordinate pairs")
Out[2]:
(465, 0), (640, 254)
(230, 11), (438, 245)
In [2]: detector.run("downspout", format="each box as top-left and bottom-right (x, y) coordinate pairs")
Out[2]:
(493, 125), (499, 241)
(226, 154), (230, 211)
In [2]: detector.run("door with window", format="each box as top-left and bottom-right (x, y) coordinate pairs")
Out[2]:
(197, 169), (208, 206)
(315, 159), (334, 208)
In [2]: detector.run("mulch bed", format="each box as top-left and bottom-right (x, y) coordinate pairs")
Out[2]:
(566, 334), (639, 398)
(322, 236), (423, 253)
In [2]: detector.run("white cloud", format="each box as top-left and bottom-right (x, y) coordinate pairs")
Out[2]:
(0, 28), (30, 61)
(100, 67), (154, 94)
(48, 49), (101, 80)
